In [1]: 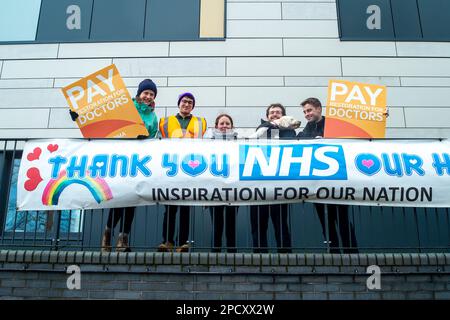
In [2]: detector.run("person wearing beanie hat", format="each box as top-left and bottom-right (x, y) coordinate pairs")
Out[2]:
(100, 78), (159, 253)
(157, 92), (207, 253)
(177, 92), (195, 109)
(133, 79), (159, 139)
(137, 79), (157, 98)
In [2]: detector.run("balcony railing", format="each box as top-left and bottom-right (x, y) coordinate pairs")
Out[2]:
(1, 139), (449, 253)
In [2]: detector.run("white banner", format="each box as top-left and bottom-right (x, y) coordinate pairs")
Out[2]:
(17, 138), (450, 210)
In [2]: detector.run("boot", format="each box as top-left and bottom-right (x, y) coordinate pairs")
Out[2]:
(116, 233), (130, 252)
(176, 242), (190, 253)
(157, 241), (174, 252)
(101, 228), (111, 252)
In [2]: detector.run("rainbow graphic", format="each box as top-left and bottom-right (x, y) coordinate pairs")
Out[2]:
(42, 170), (113, 206)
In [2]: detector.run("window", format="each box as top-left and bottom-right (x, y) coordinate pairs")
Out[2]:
(337, 0), (450, 41)
(0, 0), (42, 42)
(0, 0), (226, 44)
(36, 0), (92, 42)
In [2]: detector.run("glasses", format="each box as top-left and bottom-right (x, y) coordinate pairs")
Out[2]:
(180, 99), (194, 105)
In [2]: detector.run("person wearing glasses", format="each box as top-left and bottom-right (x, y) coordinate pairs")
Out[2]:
(158, 93), (207, 252)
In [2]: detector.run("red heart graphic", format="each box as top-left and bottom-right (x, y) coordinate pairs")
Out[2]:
(362, 159), (374, 169)
(188, 160), (200, 169)
(47, 144), (59, 153)
(24, 168), (43, 191)
(27, 147), (42, 161)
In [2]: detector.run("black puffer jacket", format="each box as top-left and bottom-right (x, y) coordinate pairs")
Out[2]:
(297, 117), (325, 139)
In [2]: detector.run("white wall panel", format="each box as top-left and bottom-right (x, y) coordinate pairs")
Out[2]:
(400, 78), (450, 87)
(227, 3), (281, 20)
(53, 77), (168, 89)
(227, 20), (338, 38)
(0, 44), (58, 60)
(0, 79), (54, 89)
(342, 58), (450, 77)
(58, 42), (169, 58)
(227, 57), (341, 76)
(168, 77), (284, 87)
(386, 128), (450, 138)
(152, 87), (225, 107)
(0, 109), (49, 128)
(1, 59), (112, 78)
(396, 43), (450, 58)
(227, 86), (327, 107)
(0, 88), (66, 108)
(404, 108), (450, 128)
(113, 58), (225, 77)
(170, 39), (283, 57)
(282, 3), (337, 20)
(0, 129), (82, 139)
(388, 88), (450, 107)
(284, 39), (396, 57)
(285, 76), (400, 87)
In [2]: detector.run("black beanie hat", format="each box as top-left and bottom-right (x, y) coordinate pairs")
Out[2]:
(137, 79), (157, 97)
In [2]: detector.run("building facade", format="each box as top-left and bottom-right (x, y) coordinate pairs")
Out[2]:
(0, 0), (449, 138)
(0, 0), (449, 301)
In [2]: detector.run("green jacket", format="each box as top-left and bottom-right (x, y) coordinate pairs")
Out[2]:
(133, 99), (158, 138)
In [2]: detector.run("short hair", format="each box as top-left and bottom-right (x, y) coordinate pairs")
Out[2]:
(301, 97), (322, 109)
(215, 114), (234, 128)
(266, 103), (286, 118)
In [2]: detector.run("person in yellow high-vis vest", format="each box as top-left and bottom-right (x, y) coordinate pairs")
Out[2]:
(158, 92), (207, 253)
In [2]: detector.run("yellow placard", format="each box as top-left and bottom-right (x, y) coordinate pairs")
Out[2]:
(324, 80), (387, 138)
(62, 64), (148, 138)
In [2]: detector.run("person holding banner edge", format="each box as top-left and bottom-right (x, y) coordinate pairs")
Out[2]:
(102, 79), (159, 252)
(69, 78), (159, 252)
(250, 103), (294, 253)
(297, 97), (358, 253)
(158, 92), (207, 253)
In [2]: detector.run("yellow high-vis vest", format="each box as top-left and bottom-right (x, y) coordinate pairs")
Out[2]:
(159, 115), (207, 138)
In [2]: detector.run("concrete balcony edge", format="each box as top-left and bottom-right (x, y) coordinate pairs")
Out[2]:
(0, 250), (449, 275)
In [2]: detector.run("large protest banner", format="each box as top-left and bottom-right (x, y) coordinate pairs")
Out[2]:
(17, 139), (450, 210)
(324, 80), (387, 138)
(62, 64), (148, 138)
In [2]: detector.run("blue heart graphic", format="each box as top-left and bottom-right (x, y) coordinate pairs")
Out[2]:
(181, 154), (207, 177)
(355, 153), (381, 176)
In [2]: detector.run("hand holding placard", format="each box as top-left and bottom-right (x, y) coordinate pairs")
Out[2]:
(62, 64), (148, 138)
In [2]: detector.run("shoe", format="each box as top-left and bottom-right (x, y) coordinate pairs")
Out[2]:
(101, 229), (111, 252)
(116, 233), (131, 252)
(176, 243), (190, 253)
(158, 241), (174, 252)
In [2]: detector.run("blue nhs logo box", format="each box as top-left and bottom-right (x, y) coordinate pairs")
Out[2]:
(239, 144), (348, 180)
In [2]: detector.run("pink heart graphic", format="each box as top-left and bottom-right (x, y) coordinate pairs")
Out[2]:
(188, 160), (200, 170)
(27, 147), (42, 161)
(362, 159), (374, 169)
(24, 167), (43, 191)
(47, 144), (59, 153)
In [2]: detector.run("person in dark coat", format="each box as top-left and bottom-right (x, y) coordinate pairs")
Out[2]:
(297, 97), (358, 253)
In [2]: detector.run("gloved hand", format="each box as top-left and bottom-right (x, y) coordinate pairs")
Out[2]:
(69, 110), (79, 121)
